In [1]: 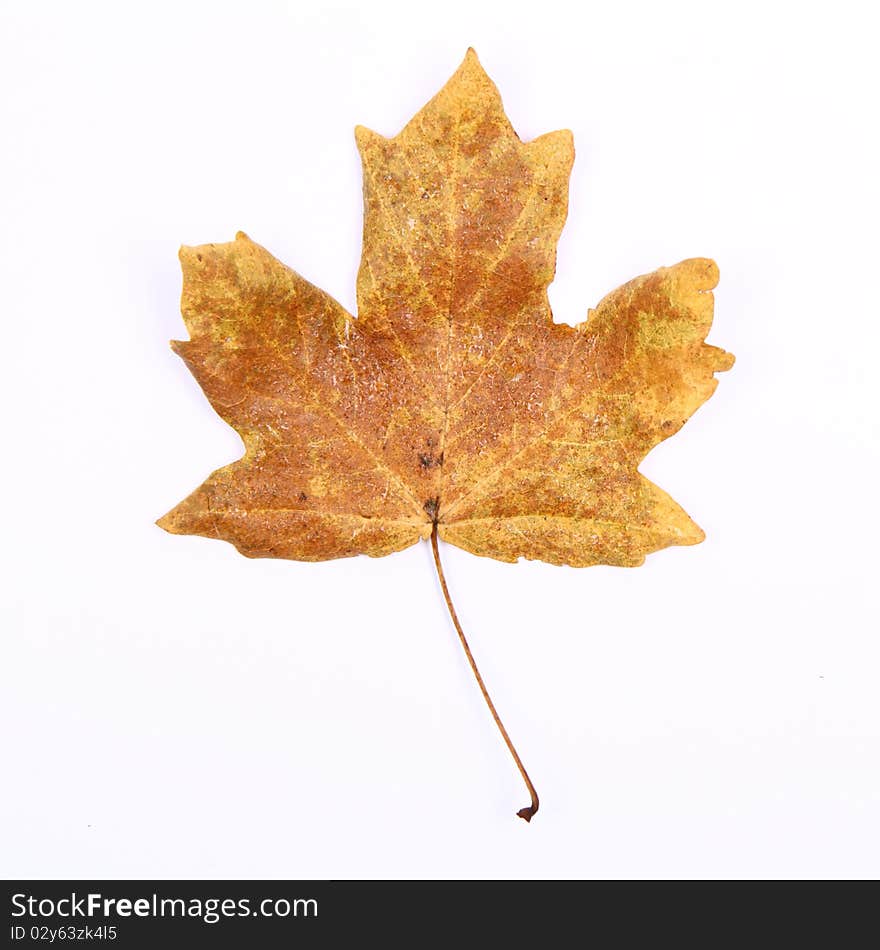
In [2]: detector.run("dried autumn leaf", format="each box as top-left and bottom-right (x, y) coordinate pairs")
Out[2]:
(159, 50), (733, 820)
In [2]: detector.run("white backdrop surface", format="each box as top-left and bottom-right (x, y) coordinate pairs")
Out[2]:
(1, 0), (877, 879)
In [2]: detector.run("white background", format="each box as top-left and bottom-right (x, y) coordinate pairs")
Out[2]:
(1, 0), (877, 879)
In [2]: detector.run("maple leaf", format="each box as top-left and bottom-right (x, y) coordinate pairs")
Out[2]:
(158, 50), (733, 820)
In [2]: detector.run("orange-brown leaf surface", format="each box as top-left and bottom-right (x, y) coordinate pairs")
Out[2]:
(159, 50), (734, 567)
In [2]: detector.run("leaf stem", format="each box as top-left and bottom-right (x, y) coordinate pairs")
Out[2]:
(430, 522), (539, 822)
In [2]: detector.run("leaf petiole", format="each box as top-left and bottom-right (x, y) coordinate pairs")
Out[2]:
(430, 522), (539, 822)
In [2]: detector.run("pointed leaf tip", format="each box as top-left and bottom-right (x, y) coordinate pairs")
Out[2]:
(354, 124), (385, 153)
(455, 46), (491, 83)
